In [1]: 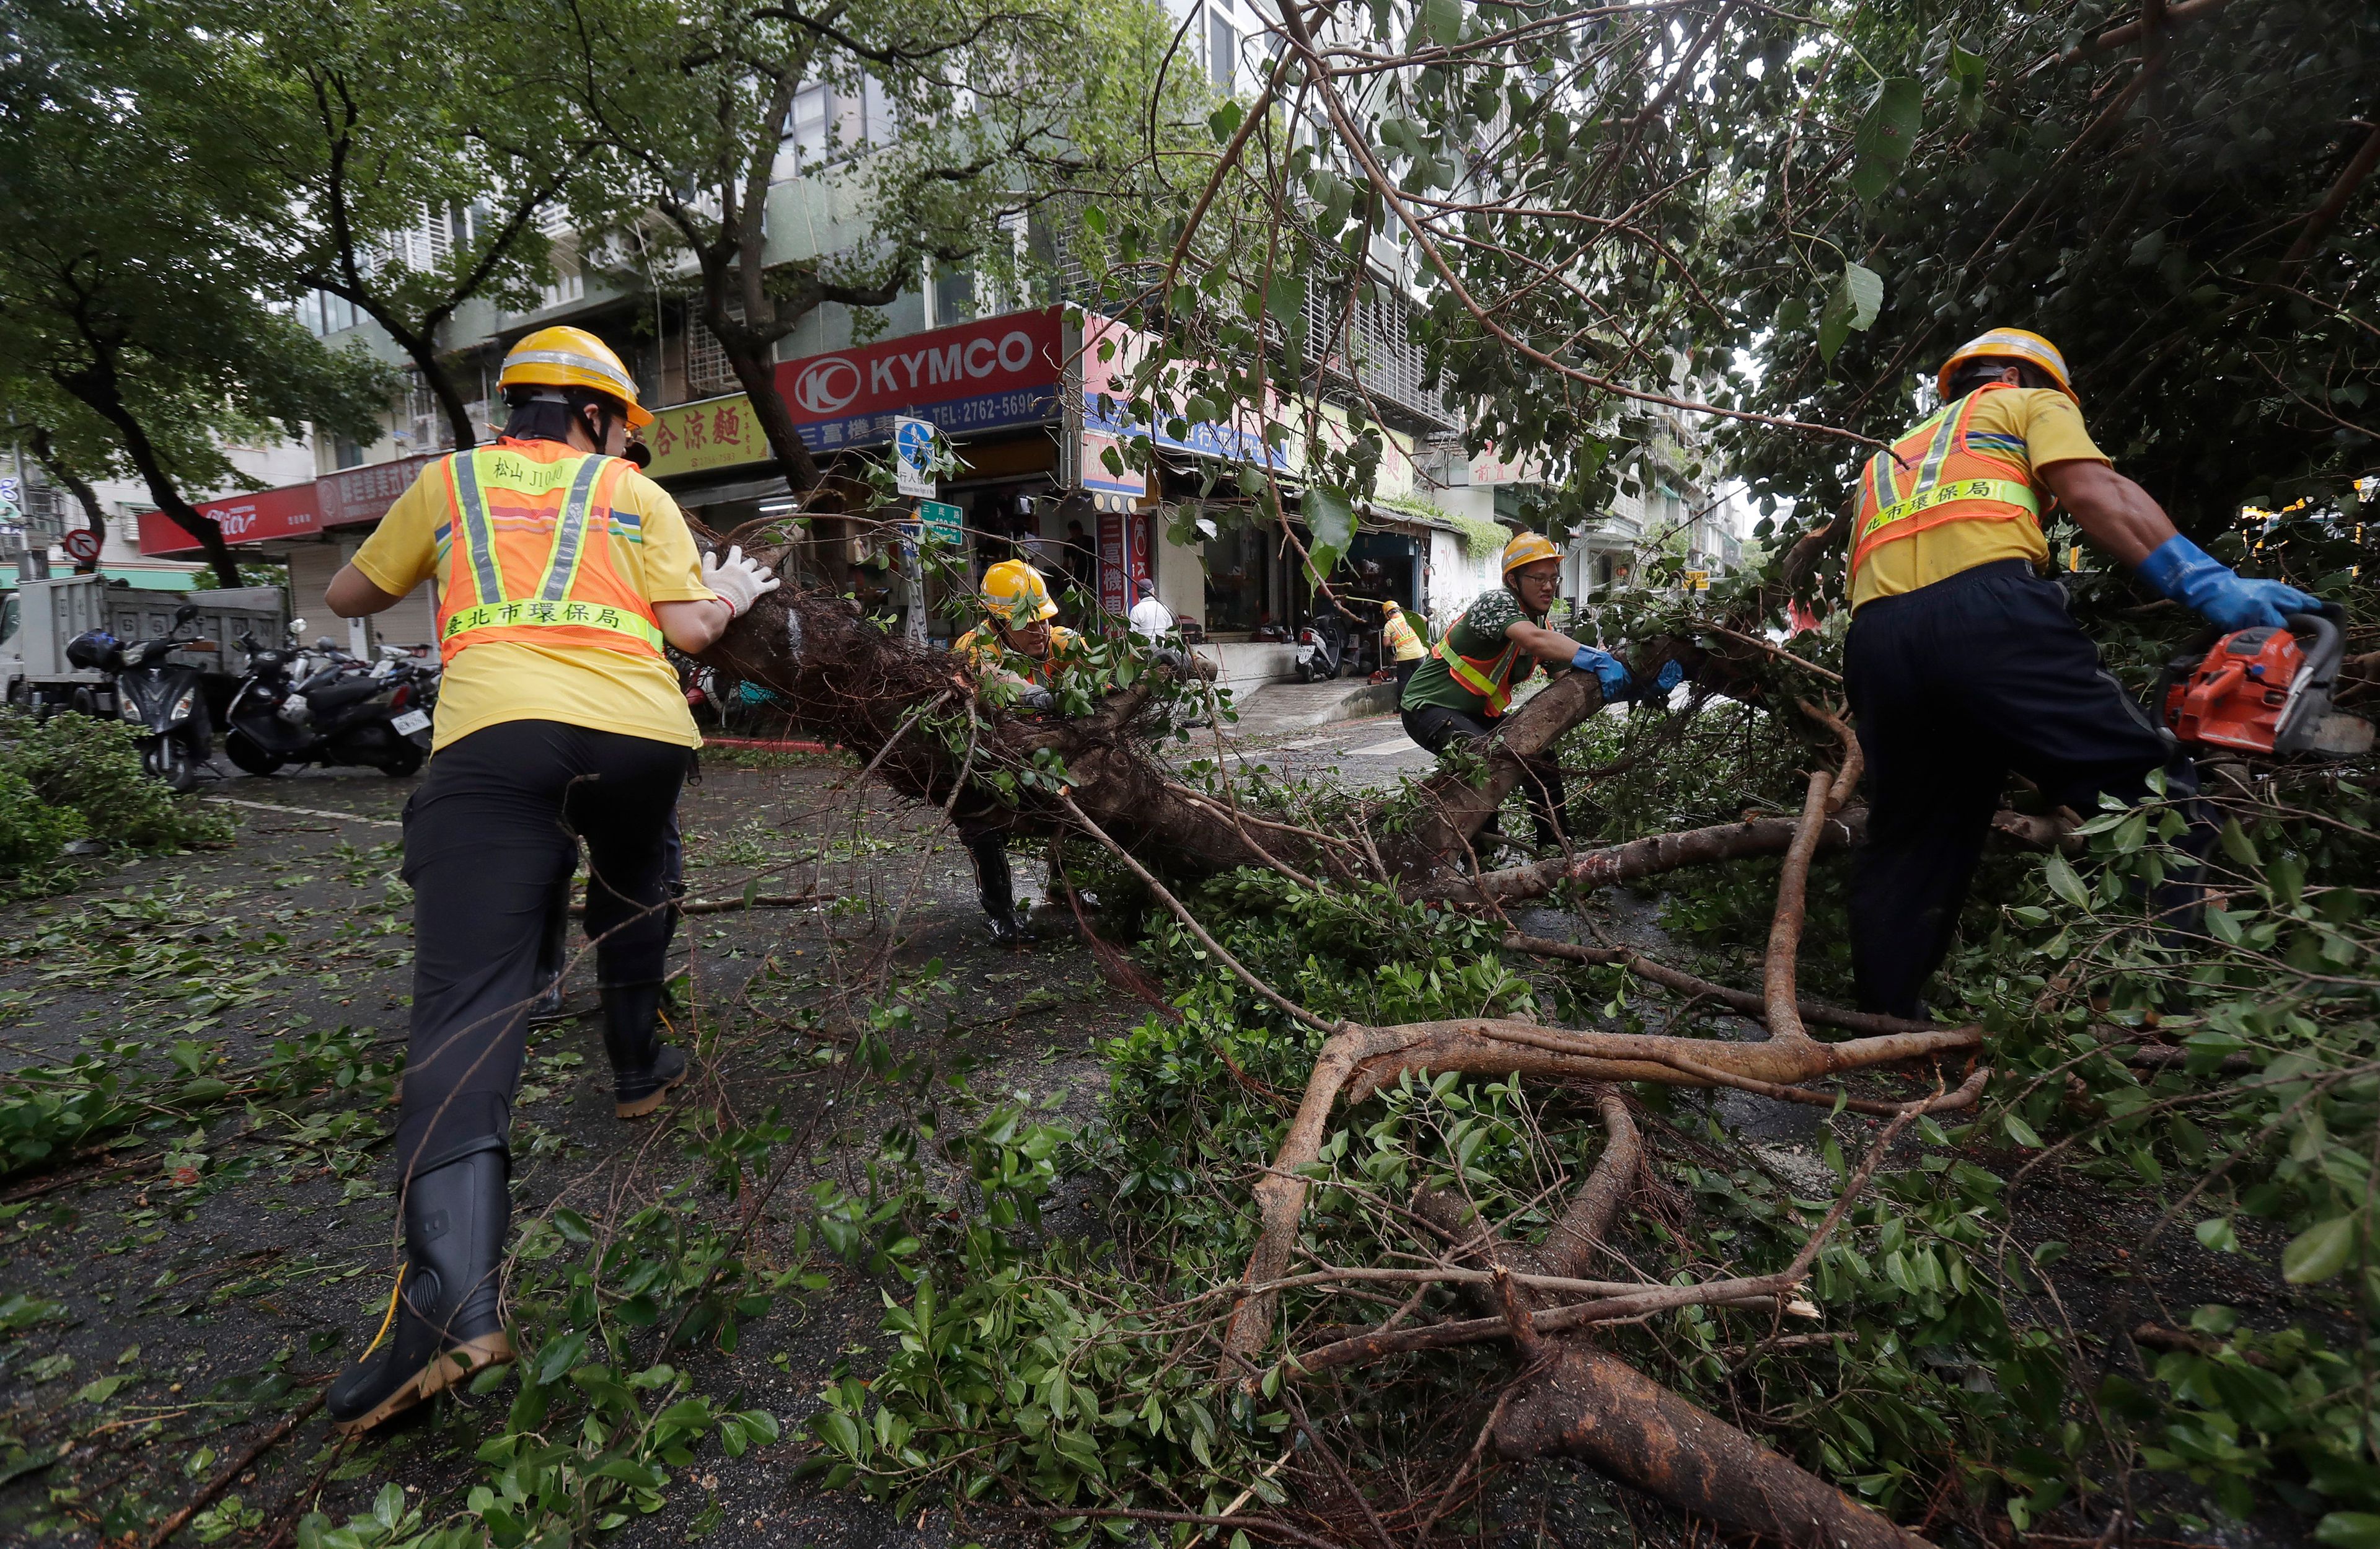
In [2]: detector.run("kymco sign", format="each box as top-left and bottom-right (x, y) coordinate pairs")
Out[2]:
(771, 307), (1062, 452)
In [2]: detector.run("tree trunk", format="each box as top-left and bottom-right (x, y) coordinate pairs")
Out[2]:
(717, 323), (824, 494)
(335, 293), (478, 452)
(1493, 1346), (1936, 1549)
(695, 564), (1304, 877)
(51, 364), (242, 588)
(26, 428), (109, 576)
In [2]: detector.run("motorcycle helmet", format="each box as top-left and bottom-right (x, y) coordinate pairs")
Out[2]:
(64, 630), (120, 670)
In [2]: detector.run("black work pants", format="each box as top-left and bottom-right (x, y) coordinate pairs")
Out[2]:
(1401, 702), (1569, 847)
(534, 811), (685, 992)
(396, 720), (689, 1174)
(1845, 560), (2195, 1018)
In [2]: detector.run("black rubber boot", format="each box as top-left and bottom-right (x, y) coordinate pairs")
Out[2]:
(967, 832), (1035, 946)
(601, 981), (689, 1119)
(327, 1147), (514, 1436)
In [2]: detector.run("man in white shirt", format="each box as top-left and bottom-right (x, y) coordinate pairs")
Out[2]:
(1127, 576), (1174, 639)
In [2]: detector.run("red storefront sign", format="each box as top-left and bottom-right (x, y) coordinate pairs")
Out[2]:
(138, 481), (324, 557)
(137, 453), (441, 557)
(139, 309), (1067, 555)
(770, 307), (1063, 452)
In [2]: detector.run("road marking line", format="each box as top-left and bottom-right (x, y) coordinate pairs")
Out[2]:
(206, 797), (403, 829)
(1350, 736), (1419, 756)
(1277, 735), (1335, 748)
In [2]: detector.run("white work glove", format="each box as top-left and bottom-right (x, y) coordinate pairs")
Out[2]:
(700, 545), (781, 619)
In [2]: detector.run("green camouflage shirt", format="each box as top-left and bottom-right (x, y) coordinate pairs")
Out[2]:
(1398, 586), (1545, 716)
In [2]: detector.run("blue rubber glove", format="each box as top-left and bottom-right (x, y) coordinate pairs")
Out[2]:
(1646, 660), (1685, 699)
(2135, 534), (2320, 632)
(1572, 647), (1634, 700)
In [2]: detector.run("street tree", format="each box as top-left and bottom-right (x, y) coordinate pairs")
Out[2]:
(548, 0), (1203, 493)
(0, 1), (389, 585)
(200, 0), (630, 451)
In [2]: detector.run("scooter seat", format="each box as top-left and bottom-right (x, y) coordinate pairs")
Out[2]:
(306, 676), (386, 712)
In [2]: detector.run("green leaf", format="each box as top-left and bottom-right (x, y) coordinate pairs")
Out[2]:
(1946, 45), (1988, 128)
(2195, 1217), (2240, 1253)
(372, 1482), (405, 1531)
(2283, 1216), (2358, 1284)
(1304, 483), (1355, 581)
(2318, 1514), (2380, 1549)
(2219, 817), (2260, 868)
(2042, 852), (2091, 911)
(1850, 77), (1923, 201)
(1815, 263), (1884, 363)
(1414, 0), (1463, 48)
(2002, 1112), (2043, 1149)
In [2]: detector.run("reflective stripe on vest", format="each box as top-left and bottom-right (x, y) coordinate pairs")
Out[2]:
(1849, 383), (2043, 581)
(1431, 609), (1524, 717)
(435, 444), (665, 662)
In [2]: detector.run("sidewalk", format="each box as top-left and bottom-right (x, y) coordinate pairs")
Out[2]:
(1228, 676), (1401, 738)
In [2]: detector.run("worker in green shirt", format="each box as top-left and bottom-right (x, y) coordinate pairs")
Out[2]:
(1400, 531), (1681, 849)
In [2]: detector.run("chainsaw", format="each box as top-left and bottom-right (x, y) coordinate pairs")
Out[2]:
(2156, 604), (2373, 757)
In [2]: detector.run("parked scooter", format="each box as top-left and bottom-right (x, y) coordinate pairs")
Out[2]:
(223, 623), (436, 778)
(1294, 607), (1347, 684)
(63, 603), (214, 792)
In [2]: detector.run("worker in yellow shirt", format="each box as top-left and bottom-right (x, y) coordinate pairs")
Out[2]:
(1841, 327), (2321, 1019)
(314, 327), (780, 1433)
(951, 559), (1079, 944)
(1379, 602), (1427, 689)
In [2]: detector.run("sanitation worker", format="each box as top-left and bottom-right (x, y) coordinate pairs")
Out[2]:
(318, 325), (780, 1432)
(1399, 530), (1676, 850)
(1838, 327), (2323, 1019)
(950, 558), (1080, 943)
(1380, 600), (1427, 689)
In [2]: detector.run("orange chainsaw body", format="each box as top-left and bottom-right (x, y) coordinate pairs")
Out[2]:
(2159, 608), (2365, 757)
(2162, 627), (2306, 753)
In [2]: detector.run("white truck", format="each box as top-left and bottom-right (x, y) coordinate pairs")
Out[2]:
(0, 574), (288, 715)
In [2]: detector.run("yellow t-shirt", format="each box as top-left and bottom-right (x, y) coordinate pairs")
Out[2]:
(350, 446), (718, 751)
(1850, 388), (2111, 610)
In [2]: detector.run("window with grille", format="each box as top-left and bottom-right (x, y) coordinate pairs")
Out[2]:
(1300, 276), (1437, 423)
(686, 313), (738, 395)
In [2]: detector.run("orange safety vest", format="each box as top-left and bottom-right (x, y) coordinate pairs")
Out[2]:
(1382, 609), (1425, 662)
(954, 624), (1080, 686)
(1849, 382), (2045, 583)
(1430, 606), (1529, 717)
(433, 439), (666, 666)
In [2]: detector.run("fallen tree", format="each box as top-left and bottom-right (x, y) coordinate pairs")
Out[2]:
(713, 584), (1998, 1541)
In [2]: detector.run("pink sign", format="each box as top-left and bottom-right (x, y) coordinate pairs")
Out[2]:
(318, 453), (436, 527)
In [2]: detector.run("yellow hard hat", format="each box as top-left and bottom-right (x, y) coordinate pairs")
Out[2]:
(500, 325), (653, 427)
(1937, 328), (2077, 405)
(981, 559), (1057, 625)
(1501, 530), (1561, 578)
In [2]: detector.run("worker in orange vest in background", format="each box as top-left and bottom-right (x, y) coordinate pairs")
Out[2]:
(317, 327), (780, 1433)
